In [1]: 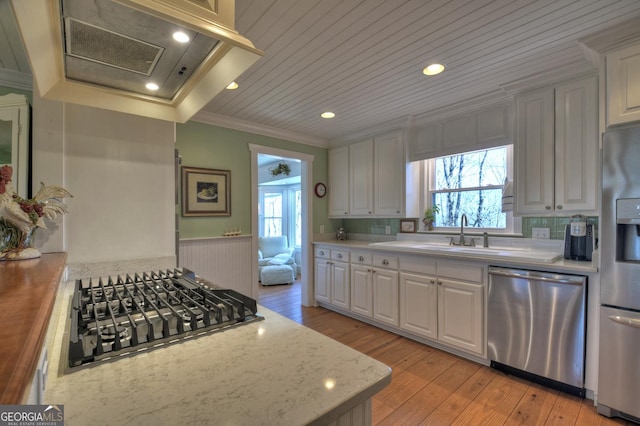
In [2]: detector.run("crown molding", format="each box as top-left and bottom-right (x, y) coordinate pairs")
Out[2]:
(579, 16), (640, 53)
(191, 110), (329, 148)
(499, 58), (596, 95)
(0, 68), (32, 91)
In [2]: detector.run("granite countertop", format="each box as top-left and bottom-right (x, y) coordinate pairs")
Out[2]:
(44, 279), (391, 425)
(0, 252), (67, 404)
(312, 238), (598, 274)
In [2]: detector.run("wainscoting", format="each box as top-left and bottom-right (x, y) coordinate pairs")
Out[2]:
(178, 236), (253, 296)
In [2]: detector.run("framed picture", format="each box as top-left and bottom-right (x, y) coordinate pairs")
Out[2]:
(182, 166), (231, 216)
(400, 219), (417, 233)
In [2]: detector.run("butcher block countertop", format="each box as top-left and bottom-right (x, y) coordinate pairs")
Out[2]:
(0, 252), (67, 404)
(42, 277), (391, 425)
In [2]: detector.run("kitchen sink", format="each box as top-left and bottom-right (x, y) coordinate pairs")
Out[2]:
(368, 241), (562, 263)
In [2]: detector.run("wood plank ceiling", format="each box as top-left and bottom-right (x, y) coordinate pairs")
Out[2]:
(2, 0), (640, 144)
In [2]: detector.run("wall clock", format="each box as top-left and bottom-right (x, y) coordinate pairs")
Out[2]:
(314, 182), (327, 198)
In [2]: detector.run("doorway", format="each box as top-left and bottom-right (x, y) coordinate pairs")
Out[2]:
(249, 144), (314, 306)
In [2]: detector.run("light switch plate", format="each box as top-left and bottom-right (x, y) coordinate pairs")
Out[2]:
(532, 227), (550, 239)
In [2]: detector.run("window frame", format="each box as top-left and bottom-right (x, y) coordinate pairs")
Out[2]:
(258, 184), (302, 248)
(424, 144), (521, 234)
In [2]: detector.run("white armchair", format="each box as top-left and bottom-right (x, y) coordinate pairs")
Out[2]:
(258, 236), (297, 275)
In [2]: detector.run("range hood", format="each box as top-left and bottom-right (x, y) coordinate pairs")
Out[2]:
(9, 0), (263, 122)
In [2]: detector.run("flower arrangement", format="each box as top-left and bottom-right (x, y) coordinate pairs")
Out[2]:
(0, 165), (73, 260)
(269, 162), (291, 177)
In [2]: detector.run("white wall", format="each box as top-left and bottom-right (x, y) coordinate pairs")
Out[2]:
(32, 95), (176, 265)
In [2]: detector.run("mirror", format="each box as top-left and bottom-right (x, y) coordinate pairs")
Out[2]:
(0, 94), (30, 198)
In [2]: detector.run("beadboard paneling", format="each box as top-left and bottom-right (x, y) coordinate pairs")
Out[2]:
(179, 236), (253, 296)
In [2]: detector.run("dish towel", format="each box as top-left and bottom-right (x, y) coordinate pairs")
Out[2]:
(502, 178), (513, 212)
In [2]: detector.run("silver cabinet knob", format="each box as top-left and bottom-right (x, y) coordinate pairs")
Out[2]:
(545, 206), (551, 210)
(337, 253), (342, 259)
(319, 250), (325, 256)
(557, 205), (563, 209)
(359, 256), (364, 262)
(382, 259), (389, 265)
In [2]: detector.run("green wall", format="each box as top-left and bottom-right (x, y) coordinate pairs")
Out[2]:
(176, 121), (331, 238)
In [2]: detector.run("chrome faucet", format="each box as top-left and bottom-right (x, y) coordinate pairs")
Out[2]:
(459, 213), (468, 246)
(449, 213), (475, 246)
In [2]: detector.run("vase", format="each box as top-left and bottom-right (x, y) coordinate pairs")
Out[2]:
(0, 218), (41, 261)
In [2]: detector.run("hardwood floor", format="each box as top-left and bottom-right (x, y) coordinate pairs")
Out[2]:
(258, 280), (634, 426)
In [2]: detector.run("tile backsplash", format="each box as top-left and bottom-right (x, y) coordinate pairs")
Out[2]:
(332, 216), (599, 240)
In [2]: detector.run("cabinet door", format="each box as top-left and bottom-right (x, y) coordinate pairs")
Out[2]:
(607, 43), (640, 126)
(554, 77), (597, 213)
(330, 261), (350, 309)
(328, 146), (350, 217)
(314, 258), (331, 303)
(374, 132), (404, 216)
(372, 269), (399, 327)
(351, 265), (373, 317)
(438, 279), (484, 355)
(349, 139), (374, 216)
(399, 272), (437, 339)
(515, 88), (555, 214)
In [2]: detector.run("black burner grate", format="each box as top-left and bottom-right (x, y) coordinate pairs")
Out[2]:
(68, 268), (262, 369)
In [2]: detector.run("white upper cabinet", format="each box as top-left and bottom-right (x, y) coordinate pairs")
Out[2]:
(349, 139), (375, 216)
(515, 76), (598, 215)
(374, 132), (404, 216)
(329, 130), (405, 218)
(328, 145), (350, 217)
(607, 43), (640, 126)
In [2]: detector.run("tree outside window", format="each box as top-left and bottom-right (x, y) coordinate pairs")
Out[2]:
(429, 146), (510, 229)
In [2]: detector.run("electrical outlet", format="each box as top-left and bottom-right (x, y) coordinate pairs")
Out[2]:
(385, 225), (391, 235)
(319, 225), (324, 233)
(532, 227), (550, 239)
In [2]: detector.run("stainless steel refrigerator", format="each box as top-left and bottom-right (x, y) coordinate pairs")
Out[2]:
(599, 125), (640, 422)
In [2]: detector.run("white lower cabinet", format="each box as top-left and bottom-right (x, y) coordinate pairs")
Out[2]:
(399, 255), (486, 356)
(315, 246), (350, 309)
(372, 268), (399, 327)
(437, 278), (484, 355)
(399, 272), (437, 339)
(314, 256), (331, 303)
(351, 264), (373, 317)
(314, 245), (486, 358)
(330, 261), (350, 309)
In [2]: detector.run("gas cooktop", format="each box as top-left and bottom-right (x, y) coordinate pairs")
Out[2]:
(67, 268), (262, 370)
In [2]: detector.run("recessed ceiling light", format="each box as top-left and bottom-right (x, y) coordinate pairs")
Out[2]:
(173, 31), (190, 43)
(226, 81), (239, 90)
(321, 112), (335, 119)
(146, 82), (159, 91)
(423, 63), (445, 76)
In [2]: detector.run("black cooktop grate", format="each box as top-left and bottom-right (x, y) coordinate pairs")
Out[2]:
(67, 268), (262, 369)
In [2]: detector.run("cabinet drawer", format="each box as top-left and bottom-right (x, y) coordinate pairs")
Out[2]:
(373, 254), (398, 269)
(331, 250), (350, 262)
(400, 255), (437, 275)
(351, 251), (372, 265)
(314, 247), (330, 259)
(438, 260), (485, 283)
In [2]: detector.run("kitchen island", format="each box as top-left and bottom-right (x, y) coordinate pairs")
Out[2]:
(44, 277), (391, 425)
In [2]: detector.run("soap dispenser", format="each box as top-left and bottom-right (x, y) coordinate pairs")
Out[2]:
(336, 227), (347, 240)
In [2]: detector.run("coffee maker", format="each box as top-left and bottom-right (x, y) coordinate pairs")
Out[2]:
(563, 215), (595, 261)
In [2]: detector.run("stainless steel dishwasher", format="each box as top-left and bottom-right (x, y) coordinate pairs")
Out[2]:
(487, 267), (586, 397)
